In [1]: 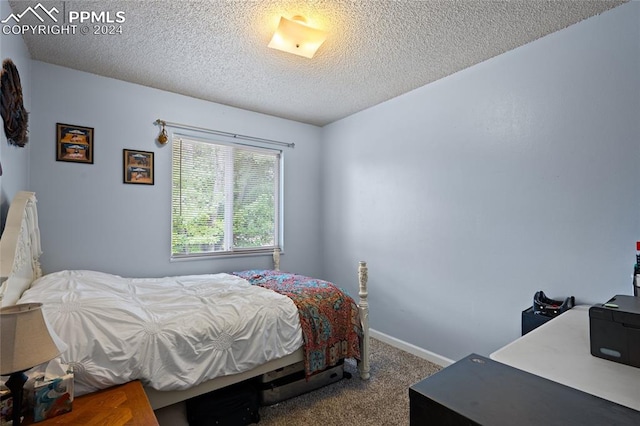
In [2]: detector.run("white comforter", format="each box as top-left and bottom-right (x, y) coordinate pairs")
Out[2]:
(18, 270), (304, 396)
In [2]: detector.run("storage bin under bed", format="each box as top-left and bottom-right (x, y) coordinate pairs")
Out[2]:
(258, 360), (345, 406)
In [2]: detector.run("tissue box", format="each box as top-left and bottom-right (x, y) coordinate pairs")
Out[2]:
(32, 373), (74, 422)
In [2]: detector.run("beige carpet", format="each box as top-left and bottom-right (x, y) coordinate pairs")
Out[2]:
(258, 338), (443, 426)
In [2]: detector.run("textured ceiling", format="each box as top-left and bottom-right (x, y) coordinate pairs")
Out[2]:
(8, 0), (627, 126)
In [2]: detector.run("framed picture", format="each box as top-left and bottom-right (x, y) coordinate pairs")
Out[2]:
(56, 123), (94, 163)
(123, 149), (154, 185)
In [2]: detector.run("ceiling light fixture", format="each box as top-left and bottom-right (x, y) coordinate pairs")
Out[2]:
(268, 15), (327, 59)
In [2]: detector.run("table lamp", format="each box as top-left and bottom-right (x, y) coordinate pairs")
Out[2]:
(1, 303), (66, 425)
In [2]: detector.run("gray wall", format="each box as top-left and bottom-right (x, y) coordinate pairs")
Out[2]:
(321, 2), (640, 361)
(0, 0), (31, 222)
(27, 62), (324, 279)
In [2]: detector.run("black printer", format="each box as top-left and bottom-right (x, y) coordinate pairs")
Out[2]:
(589, 295), (640, 367)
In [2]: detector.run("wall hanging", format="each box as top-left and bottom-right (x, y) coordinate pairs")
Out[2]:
(156, 120), (168, 145)
(123, 149), (154, 185)
(56, 123), (94, 164)
(0, 58), (29, 147)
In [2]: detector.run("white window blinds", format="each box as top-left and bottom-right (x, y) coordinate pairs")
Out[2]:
(171, 136), (281, 258)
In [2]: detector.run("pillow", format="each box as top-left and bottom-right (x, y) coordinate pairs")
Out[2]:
(0, 275), (33, 307)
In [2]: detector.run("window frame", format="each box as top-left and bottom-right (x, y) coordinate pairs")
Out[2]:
(170, 129), (285, 261)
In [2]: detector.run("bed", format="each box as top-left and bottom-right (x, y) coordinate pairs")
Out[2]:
(0, 191), (371, 410)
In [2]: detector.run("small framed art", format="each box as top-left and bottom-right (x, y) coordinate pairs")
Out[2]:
(123, 149), (154, 185)
(56, 123), (94, 163)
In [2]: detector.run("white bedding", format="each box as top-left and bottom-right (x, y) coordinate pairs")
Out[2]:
(18, 270), (304, 396)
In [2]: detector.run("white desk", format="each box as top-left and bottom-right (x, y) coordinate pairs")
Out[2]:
(490, 305), (640, 411)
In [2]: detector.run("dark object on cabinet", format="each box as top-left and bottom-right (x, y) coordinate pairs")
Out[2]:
(409, 354), (640, 425)
(533, 291), (575, 317)
(522, 291), (574, 335)
(590, 294), (640, 367)
(186, 379), (260, 426)
(259, 360), (345, 406)
(521, 306), (553, 335)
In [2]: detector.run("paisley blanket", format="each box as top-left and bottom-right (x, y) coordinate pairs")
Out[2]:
(233, 270), (362, 377)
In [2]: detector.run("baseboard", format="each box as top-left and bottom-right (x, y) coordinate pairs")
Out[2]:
(370, 329), (454, 367)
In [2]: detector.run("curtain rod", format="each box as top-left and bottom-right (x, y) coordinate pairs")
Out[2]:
(154, 119), (295, 149)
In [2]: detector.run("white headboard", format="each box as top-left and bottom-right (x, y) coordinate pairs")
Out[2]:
(0, 191), (42, 306)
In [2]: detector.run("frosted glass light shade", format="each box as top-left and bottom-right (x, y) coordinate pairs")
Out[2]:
(268, 16), (327, 59)
(0, 303), (66, 375)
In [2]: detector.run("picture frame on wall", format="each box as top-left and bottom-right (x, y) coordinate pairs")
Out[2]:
(123, 149), (154, 185)
(56, 123), (94, 164)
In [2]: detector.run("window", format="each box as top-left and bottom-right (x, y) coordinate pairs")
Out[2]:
(171, 135), (281, 258)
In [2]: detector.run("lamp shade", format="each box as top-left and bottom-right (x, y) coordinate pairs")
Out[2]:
(0, 303), (65, 375)
(268, 16), (327, 59)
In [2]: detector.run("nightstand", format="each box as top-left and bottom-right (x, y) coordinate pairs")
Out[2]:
(23, 381), (158, 426)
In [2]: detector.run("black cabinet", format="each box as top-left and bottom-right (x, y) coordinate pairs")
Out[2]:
(521, 306), (554, 335)
(409, 354), (640, 425)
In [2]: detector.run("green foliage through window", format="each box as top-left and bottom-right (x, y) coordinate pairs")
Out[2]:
(172, 137), (280, 257)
